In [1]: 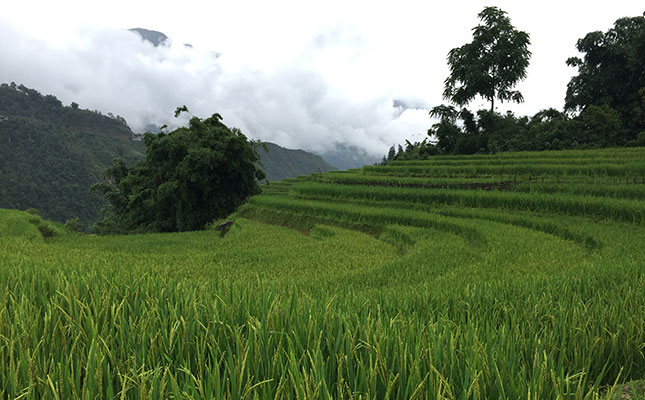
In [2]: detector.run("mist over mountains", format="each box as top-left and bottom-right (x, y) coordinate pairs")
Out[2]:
(0, 83), (339, 227)
(0, 22), (429, 168)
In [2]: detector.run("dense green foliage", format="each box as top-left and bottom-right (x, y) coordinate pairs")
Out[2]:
(393, 104), (637, 159)
(257, 142), (336, 181)
(0, 83), (144, 229)
(565, 14), (645, 140)
(443, 7), (531, 111)
(388, 12), (644, 162)
(92, 113), (265, 233)
(1, 147), (644, 398)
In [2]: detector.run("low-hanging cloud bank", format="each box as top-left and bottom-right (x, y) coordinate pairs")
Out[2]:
(0, 20), (430, 157)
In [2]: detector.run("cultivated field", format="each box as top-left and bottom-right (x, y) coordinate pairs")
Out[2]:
(1, 147), (645, 399)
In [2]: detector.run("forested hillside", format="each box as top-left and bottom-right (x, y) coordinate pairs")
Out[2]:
(257, 142), (336, 181)
(0, 83), (144, 228)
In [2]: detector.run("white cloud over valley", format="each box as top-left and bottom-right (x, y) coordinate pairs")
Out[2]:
(0, 18), (428, 159)
(1, 0), (642, 163)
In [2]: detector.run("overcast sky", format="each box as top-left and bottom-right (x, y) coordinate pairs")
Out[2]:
(1, 0), (642, 157)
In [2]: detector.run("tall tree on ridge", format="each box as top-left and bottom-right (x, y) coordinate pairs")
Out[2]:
(443, 6), (531, 112)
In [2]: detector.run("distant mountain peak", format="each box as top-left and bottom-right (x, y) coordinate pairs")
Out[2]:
(129, 28), (169, 47)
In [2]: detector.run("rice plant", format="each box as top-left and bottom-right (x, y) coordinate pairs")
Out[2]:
(2, 147), (645, 399)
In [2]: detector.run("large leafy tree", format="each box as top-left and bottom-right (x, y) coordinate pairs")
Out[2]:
(92, 110), (265, 233)
(443, 6), (531, 111)
(565, 14), (645, 141)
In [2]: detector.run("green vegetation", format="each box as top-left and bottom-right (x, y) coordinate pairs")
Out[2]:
(1, 147), (645, 398)
(0, 83), (144, 229)
(1, 8), (644, 399)
(443, 6), (531, 111)
(0, 84), (336, 230)
(386, 11), (644, 161)
(565, 15), (645, 140)
(0, 208), (68, 241)
(92, 111), (265, 234)
(257, 142), (336, 182)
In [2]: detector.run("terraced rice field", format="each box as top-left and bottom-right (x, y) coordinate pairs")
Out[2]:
(250, 147), (645, 232)
(1, 147), (645, 399)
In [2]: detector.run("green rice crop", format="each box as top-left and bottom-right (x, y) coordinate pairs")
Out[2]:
(391, 147), (645, 161)
(432, 206), (602, 250)
(3, 147), (645, 399)
(238, 203), (386, 236)
(2, 209), (645, 398)
(244, 196), (487, 244)
(313, 172), (506, 188)
(362, 163), (645, 178)
(290, 182), (645, 224)
(388, 157), (644, 167)
(250, 193), (602, 251)
(510, 182), (645, 200)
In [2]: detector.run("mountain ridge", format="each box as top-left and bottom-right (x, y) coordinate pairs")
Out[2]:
(128, 28), (169, 47)
(257, 142), (336, 181)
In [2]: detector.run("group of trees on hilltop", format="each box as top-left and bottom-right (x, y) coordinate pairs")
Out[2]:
(385, 8), (645, 162)
(0, 83), (130, 132)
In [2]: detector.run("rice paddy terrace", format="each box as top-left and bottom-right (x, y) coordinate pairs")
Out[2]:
(247, 148), (645, 261)
(1, 147), (645, 399)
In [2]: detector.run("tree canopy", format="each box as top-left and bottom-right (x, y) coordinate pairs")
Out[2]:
(443, 6), (531, 111)
(91, 111), (265, 234)
(391, 11), (645, 163)
(565, 14), (645, 141)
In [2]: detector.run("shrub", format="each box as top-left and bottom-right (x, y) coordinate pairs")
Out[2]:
(37, 224), (56, 238)
(636, 131), (645, 146)
(64, 217), (83, 233)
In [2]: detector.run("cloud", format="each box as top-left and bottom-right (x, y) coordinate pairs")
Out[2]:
(0, 19), (430, 158)
(392, 98), (431, 118)
(3, 1), (645, 165)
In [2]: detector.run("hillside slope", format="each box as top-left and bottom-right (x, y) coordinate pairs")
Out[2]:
(0, 83), (144, 228)
(256, 142), (336, 181)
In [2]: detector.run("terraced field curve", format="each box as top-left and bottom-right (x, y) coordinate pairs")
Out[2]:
(1, 147), (644, 399)
(246, 147), (645, 250)
(236, 147), (645, 397)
